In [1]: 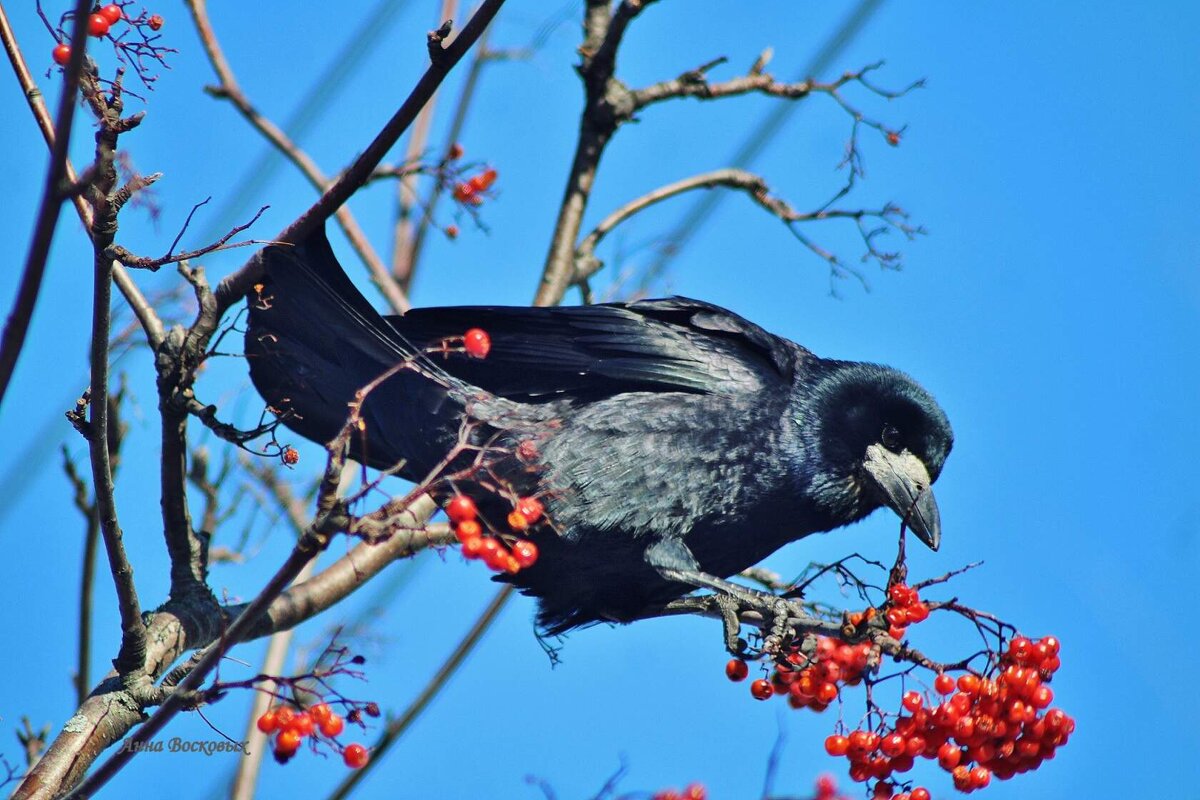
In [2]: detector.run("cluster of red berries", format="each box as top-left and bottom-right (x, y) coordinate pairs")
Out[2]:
(256, 703), (368, 769)
(52, 6), (164, 65)
(726, 635), (874, 710)
(650, 783), (707, 800)
(88, 4), (124, 37)
(822, 635), (1071, 796)
(879, 581), (931, 640)
(449, 494), (542, 573)
(452, 168), (498, 205)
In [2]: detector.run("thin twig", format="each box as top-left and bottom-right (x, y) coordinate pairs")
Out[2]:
(402, 23), (494, 290)
(391, 0), (459, 286)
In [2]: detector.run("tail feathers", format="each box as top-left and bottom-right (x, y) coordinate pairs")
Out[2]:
(245, 227), (455, 471)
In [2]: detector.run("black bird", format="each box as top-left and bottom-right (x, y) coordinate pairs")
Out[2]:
(245, 228), (953, 634)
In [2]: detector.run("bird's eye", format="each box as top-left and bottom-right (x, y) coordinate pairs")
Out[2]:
(881, 424), (902, 451)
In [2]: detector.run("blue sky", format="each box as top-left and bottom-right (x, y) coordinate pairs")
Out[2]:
(1, 2), (1197, 799)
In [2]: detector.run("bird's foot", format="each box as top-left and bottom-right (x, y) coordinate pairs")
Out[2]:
(660, 568), (794, 657)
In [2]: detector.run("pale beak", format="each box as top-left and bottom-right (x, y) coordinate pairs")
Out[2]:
(863, 443), (941, 551)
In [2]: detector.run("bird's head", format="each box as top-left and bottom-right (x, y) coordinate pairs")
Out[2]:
(801, 361), (953, 550)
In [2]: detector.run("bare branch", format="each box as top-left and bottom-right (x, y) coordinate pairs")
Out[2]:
(574, 167), (921, 290)
(391, 0), (460, 289)
(106, 203), (272, 271)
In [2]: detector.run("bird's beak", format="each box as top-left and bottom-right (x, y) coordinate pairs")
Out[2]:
(862, 443), (941, 551)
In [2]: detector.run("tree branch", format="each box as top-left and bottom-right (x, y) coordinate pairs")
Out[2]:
(81, 66), (148, 677)
(573, 167), (921, 290)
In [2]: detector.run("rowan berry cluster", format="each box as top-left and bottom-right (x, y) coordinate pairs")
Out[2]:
(452, 168), (498, 206)
(821, 635), (1071, 797)
(449, 493), (542, 573)
(880, 581), (930, 640)
(726, 635), (874, 710)
(255, 702), (369, 769)
(650, 782), (707, 800)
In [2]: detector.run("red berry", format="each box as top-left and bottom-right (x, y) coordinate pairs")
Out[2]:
(256, 709), (279, 734)
(725, 659), (749, 682)
(309, 703), (332, 724)
(481, 539), (509, 571)
(88, 13), (110, 37)
(463, 328), (491, 358)
(880, 733), (905, 757)
(319, 714), (345, 737)
(282, 447), (299, 465)
(273, 706), (295, 727)
(886, 131), (902, 146)
(905, 602), (930, 623)
(937, 742), (961, 770)
(460, 536), (484, 559)
(275, 729), (301, 756)
(750, 678), (774, 700)
(343, 743), (369, 769)
(512, 539), (538, 568)
(286, 711), (315, 738)
(455, 519), (482, 543)
(469, 167), (498, 192)
(445, 495), (477, 524)
(1041, 635), (1061, 656)
(824, 734), (850, 756)
(445, 224), (459, 239)
(902, 691), (923, 712)
(452, 183), (475, 202)
(969, 766), (992, 788)
(147, 13), (163, 30)
(448, 143), (464, 160)
(682, 783), (707, 800)
(910, 789), (931, 800)
(957, 674), (981, 695)
(1031, 685), (1054, 709)
(99, 4), (123, 24)
(52, 43), (71, 66)
(516, 496), (544, 523)
(507, 509), (530, 531)
(934, 673), (955, 694)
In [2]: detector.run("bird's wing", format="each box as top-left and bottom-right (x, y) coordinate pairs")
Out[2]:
(386, 297), (801, 402)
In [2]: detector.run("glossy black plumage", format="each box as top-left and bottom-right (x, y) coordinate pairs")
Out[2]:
(245, 228), (953, 634)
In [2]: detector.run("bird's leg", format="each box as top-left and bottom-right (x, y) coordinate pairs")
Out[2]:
(646, 537), (777, 615)
(714, 592), (745, 655)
